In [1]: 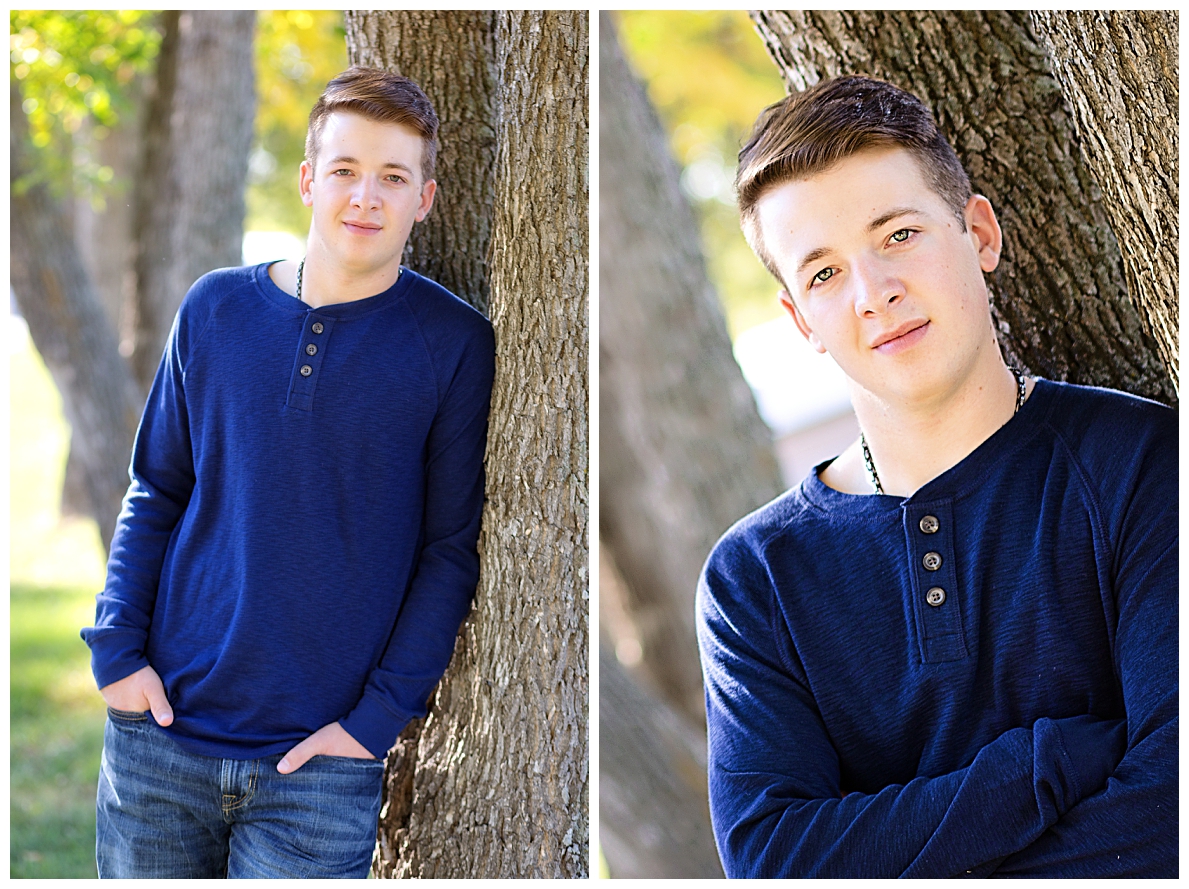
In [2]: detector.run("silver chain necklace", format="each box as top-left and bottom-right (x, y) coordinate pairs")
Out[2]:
(860, 366), (1027, 495)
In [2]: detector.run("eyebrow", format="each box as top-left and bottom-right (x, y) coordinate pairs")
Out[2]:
(866, 206), (922, 233)
(794, 206), (925, 278)
(325, 155), (415, 174)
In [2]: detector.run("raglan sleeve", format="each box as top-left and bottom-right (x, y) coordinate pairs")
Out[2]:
(80, 302), (197, 689)
(696, 528), (1128, 879)
(338, 313), (496, 758)
(991, 410), (1177, 877)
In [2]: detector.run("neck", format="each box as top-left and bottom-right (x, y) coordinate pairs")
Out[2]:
(839, 354), (1027, 497)
(298, 241), (404, 309)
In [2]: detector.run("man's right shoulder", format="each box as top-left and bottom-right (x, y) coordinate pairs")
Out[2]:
(702, 485), (816, 590)
(180, 265), (259, 315)
(170, 265), (265, 348)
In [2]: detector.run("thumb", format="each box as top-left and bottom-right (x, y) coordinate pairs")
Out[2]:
(143, 675), (174, 726)
(278, 737), (315, 775)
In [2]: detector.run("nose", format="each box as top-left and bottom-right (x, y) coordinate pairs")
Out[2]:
(851, 256), (904, 316)
(351, 176), (381, 211)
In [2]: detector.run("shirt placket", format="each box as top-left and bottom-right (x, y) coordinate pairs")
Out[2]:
(286, 314), (334, 411)
(904, 500), (968, 664)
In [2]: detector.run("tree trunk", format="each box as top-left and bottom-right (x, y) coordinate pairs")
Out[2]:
(345, 11), (589, 877)
(344, 11), (498, 316)
(600, 11), (784, 727)
(128, 10), (256, 390)
(600, 639), (724, 878)
(1029, 11), (1178, 395)
(750, 10), (1175, 405)
(599, 543), (723, 878)
(63, 71), (149, 518)
(10, 79), (143, 551)
(75, 108), (144, 347)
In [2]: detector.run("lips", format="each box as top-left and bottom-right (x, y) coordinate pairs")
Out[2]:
(343, 220), (382, 232)
(872, 319), (930, 352)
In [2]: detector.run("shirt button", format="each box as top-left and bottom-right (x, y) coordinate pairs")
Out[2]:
(306, 343), (318, 356)
(311, 322), (324, 334)
(923, 551), (942, 571)
(926, 587), (946, 607)
(919, 515), (940, 534)
(300, 365), (312, 377)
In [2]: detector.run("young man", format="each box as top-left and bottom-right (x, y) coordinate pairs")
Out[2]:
(696, 76), (1176, 877)
(81, 67), (495, 878)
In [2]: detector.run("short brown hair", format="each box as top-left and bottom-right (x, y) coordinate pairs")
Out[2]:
(736, 75), (971, 284)
(305, 66), (439, 183)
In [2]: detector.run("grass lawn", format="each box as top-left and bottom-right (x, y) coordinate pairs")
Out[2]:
(10, 316), (109, 878)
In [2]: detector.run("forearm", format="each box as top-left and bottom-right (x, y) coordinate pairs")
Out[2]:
(993, 534), (1179, 877)
(338, 535), (481, 757)
(339, 340), (491, 757)
(993, 717), (1176, 877)
(81, 317), (194, 687)
(713, 715), (1126, 878)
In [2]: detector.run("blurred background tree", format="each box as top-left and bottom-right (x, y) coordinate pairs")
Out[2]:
(600, 12), (783, 878)
(616, 11), (785, 339)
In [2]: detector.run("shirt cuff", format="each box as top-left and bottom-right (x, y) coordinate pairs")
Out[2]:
(80, 626), (151, 690)
(339, 690), (414, 759)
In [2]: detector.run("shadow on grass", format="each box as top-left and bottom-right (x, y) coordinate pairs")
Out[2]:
(11, 581), (106, 879)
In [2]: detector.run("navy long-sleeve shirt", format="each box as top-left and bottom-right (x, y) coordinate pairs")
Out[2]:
(696, 379), (1177, 877)
(82, 263), (495, 760)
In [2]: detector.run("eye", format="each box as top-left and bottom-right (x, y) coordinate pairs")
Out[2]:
(386, 174), (405, 183)
(889, 228), (913, 244)
(811, 267), (835, 287)
(333, 168), (352, 176)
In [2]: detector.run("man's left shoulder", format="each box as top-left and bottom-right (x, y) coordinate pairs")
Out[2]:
(401, 269), (494, 345)
(1038, 380), (1176, 522)
(1041, 378), (1176, 454)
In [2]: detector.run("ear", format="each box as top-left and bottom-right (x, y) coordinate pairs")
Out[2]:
(964, 194), (1001, 273)
(779, 289), (827, 354)
(415, 179), (436, 222)
(300, 160), (315, 208)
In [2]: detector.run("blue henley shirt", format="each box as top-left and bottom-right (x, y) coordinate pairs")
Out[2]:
(696, 378), (1177, 877)
(82, 262), (495, 761)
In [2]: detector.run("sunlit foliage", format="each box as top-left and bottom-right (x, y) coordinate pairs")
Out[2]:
(615, 11), (787, 337)
(249, 10), (348, 235)
(10, 10), (160, 200)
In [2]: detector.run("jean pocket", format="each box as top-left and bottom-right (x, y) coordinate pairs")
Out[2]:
(107, 706), (149, 722)
(322, 754), (383, 766)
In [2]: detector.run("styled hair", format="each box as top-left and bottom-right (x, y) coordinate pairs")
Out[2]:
(736, 75), (971, 284)
(305, 66), (439, 183)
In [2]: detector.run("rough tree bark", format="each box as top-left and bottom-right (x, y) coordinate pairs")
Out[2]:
(10, 79), (143, 551)
(750, 10), (1175, 405)
(345, 11), (588, 878)
(1029, 11), (1178, 395)
(128, 10), (257, 390)
(600, 11), (784, 728)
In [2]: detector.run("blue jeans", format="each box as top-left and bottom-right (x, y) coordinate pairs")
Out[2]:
(96, 708), (385, 878)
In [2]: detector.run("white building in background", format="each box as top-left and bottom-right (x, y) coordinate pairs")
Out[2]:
(733, 315), (858, 488)
(242, 230), (305, 267)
